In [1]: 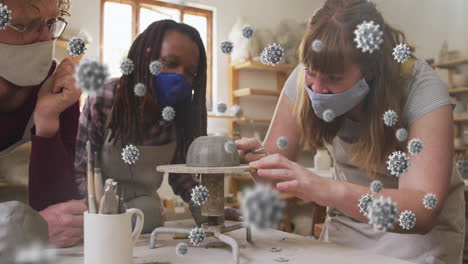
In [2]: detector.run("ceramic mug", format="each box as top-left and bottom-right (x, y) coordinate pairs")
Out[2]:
(84, 208), (144, 264)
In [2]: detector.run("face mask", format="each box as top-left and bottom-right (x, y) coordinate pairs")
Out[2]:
(305, 78), (370, 120)
(154, 72), (192, 106)
(0, 40), (55, 86)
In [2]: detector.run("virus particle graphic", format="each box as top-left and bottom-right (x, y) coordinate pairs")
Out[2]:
(162, 106), (176, 121)
(67, 37), (87, 57)
(224, 140), (237, 154)
(368, 196), (398, 231)
(15, 241), (57, 264)
(393, 43), (411, 63)
(398, 210), (416, 230)
(408, 138), (423, 156)
(229, 104), (243, 117)
(354, 20), (383, 54)
(260, 43), (284, 66)
(395, 128), (408, 142)
(370, 180), (383, 195)
(191, 185), (209, 206)
(358, 194), (374, 217)
(242, 25), (254, 39)
(312, 39), (324, 53)
(189, 227), (206, 246)
(134, 83), (146, 97)
(120, 58), (134, 75)
(216, 102), (228, 114)
(383, 109), (398, 127)
(386, 151), (410, 177)
(149, 60), (162, 76)
(241, 184), (285, 230)
(75, 59), (110, 93)
(220, 40), (234, 54)
(175, 242), (188, 256)
(121, 144), (140, 165)
(0, 4), (12, 30)
(276, 136), (289, 150)
(322, 109), (336, 122)
(422, 193), (438, 210)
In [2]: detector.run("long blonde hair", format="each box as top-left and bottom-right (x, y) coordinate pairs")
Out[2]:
(295, 0), (413, 177)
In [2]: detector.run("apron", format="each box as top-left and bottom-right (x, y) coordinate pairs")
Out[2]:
(319, 118), (465, 264)
(99, 127), (177, 234)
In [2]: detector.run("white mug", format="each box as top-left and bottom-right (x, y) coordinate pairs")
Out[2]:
(84, 208), (144, 264)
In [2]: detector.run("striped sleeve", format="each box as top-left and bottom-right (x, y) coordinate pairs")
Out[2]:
(402, 60), (452, 127)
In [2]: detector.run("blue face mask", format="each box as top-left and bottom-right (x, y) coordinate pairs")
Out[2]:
(154, 72), (192, 106)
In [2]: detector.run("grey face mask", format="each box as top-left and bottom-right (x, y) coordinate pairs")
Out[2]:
(305, 78), (370, 121)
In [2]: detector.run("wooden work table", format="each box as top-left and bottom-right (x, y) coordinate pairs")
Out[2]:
(55, 219), (412, 264)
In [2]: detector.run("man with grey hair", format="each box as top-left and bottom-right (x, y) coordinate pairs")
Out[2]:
(0, 0), (86, 253)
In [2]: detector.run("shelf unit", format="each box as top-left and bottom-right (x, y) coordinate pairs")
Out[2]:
(433, 57), (468, 155)
(228, 59), (294, 138)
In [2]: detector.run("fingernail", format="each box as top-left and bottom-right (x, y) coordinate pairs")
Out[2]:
(249, 161), (257, 167)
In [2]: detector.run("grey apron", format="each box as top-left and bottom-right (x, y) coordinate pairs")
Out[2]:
(320, 118), (465, 264)
(99, 128), (176, 234)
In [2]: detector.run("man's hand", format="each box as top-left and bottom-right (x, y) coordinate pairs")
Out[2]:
(34, 58), (81, 137)
(39, 199), (87, 248)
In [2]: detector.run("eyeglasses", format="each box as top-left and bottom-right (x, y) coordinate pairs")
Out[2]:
(8, 17), (68, 41)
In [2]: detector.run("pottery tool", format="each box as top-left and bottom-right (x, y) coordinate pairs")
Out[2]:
(99, 179), (119, 214)
(251, 147), (265, 154)
(93, 152), (104, 205)
(86, 141), (97, 213)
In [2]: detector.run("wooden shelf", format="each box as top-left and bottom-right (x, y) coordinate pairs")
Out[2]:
(233, 88), (280, 98)
(207, 114), (271, 124)
(454, 115), (468, 122)
(449, 87), (468, 94)
(433, 57), (468, 69)
(231, 60), (295, 73)
(455, 147), (467, 152)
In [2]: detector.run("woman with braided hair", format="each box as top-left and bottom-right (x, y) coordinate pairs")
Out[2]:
(75, 20), (239, 233)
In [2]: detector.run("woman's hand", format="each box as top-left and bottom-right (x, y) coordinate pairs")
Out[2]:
(235, 137), (269, 163)
(249, 154), (333, 206)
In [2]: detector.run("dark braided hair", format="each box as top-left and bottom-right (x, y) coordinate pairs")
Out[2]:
(107, 19), (207, 165)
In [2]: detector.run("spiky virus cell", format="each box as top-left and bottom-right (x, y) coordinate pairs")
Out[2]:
(368, 196), (398, 231)
(191, 185), (209, 206)
(224, 140), (237, 154)
(121, 144), (140, 165)
(276, 136), (288, 150)
(241, 184), (285, 230)
(386, 151), (410, 177)
(383, 109), (398, 127)
(0, 4), (12, 30)
(395, 128), (408, 142)
(120, 58), (134, 75)
(188, 227), (206, 246)
(75, 59), (110, 93)
(133, 83), (146, 97)
(370, 180), (383, 195)
(312, 39), (324, 53)
(67, 37), (87, 57)
(353, 20), (384, 54)
(393, 43), (411, 63)
(149, 60), (162, 76)
(322, 109), (336, 122)
(358, 194), (374, 217)
(408, 138), (423, 156)
(161, 106), (176, 121)
(229, 104), (243, 117)
(242, 25), (254, 39)
(175, 242), (188, 256)
(216, 102), (228, 114)
(260, 43), (284, 66)
(398, 210), (416, 230)
(220, 40), (234, 54)
(422, 193), (438, 210)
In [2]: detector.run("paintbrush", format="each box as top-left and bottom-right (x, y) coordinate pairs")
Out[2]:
(93, 152), (104, 205)
(86, 141), (97, 213)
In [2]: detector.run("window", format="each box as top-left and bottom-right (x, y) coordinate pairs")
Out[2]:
(101, 0), (213, 105)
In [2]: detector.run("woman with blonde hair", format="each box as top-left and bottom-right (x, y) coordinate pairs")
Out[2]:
(237, 0), (464, 262)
